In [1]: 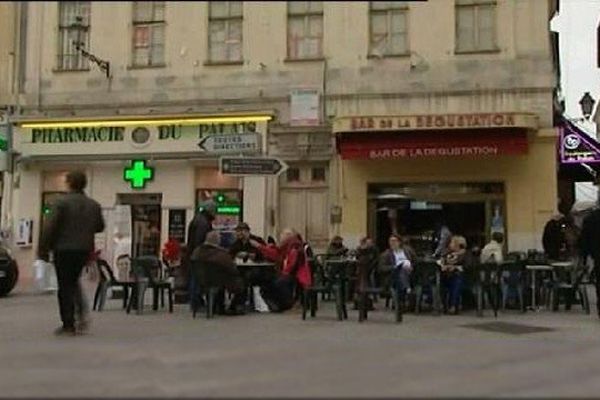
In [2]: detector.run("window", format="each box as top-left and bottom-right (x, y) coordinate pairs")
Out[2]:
(369, 1), (409, 57)
(311, 167), (326, 182)
(286, 168), (300, 183)
(132, 2), (165, 67)
(57, 1), (91, 71)
(455, 0), (497, 53)
(287, 1), (323, 60)
(208, 2), (243, 63)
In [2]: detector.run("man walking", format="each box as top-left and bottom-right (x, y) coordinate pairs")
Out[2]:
(39, 171), (105, 336)
(186, 200), (216, 309)
(579, 203), (600, 319)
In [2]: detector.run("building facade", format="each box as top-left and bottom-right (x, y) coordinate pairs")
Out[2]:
(6, 1), (558, 279)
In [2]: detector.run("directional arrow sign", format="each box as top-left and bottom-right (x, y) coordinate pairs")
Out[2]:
(198, 133), (261, 154)
(219, 156), (288, 176)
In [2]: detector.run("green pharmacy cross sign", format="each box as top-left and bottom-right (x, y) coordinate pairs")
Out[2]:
(124, 159), (154, 189)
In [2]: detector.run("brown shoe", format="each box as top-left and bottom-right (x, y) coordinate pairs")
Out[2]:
(75, 320), (91, 335)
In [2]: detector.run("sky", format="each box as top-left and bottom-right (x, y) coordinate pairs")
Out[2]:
(551, 0), (600, 135)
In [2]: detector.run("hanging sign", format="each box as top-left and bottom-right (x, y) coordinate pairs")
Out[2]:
(560, 121), (600, 164)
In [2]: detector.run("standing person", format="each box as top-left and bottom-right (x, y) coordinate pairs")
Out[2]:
(186, 200), (216, 309)
(39, 171), (105, 336)
(579, 203), (600, 319)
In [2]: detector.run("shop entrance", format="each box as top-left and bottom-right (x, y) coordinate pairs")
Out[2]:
(116, 193), (162, 258)
(368, 183), (505, 256)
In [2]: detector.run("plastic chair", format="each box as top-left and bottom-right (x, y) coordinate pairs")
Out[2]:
(413, 261), (442, 315)
(469, 262), (501, 317)
(93, 258), (134, 311)
(500, 261), (526, 312)
(550, 263), (591, 314)
(126, 256), (174, 315)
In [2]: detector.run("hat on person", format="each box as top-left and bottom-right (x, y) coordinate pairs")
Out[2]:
(235, 222), (250, 231)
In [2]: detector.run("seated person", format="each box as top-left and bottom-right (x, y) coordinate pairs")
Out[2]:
(190, 231), (246, 315)
(353, 236), (379, 310)
(248, 228), (312, 312)
(480, 232), (505, 264)
(229, 222), (266, 261)
(439, 235), (467, 315)
(326, 236), (349, 258)
(378, 234), (415, 301)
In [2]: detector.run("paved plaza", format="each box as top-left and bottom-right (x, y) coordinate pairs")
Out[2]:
(2, 283), (600, 398)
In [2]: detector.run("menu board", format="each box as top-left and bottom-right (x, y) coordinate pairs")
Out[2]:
(168, 209), (187, 243)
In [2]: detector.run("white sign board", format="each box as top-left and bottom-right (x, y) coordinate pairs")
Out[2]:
(197, 133), (261, 154)
(15, 218), (33, 247)
(290, 89), (320, 126)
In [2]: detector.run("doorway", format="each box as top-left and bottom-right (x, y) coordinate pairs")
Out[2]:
(368, 183), (505, 256)
(116, 193), (162, 258)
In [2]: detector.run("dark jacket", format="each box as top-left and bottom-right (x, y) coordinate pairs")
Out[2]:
(40, 191), (105, 254)
(190, 243), (243, 289)
(187, 211), (213, 254)
(229, 234), (266, 261)
(580, 208), (600, 262)
(356, 245), (379, 291)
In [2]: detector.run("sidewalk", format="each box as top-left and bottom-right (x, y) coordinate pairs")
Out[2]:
(1, 286), (600, 398)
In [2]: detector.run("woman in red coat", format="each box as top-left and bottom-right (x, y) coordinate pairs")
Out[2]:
(252, 228), (311, 288)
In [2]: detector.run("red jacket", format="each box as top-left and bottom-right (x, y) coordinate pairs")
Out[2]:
(258, 239), (312, 289)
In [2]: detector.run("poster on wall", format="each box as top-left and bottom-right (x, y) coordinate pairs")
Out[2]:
(15, 218), (33, 247)
(290, 89), (320, 127)
(168, 209), (187, 243)
(112, 205), (132, 281)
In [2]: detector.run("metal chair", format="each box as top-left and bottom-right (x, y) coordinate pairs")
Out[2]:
(302, 256), (344, 320)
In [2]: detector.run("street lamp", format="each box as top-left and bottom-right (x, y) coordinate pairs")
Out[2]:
(579, 92), (596, 120)
(70, 16), (111, 79)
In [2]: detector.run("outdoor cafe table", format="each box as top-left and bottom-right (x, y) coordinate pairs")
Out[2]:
(234, 260), (276, 310)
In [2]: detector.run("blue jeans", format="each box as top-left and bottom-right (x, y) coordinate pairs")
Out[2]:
(442, 273), (463, 308)
(391, 267), (411, 293)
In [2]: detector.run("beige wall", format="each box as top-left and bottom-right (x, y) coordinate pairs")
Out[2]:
(0, 2), (15, 106)
(20, 1), (555, 125)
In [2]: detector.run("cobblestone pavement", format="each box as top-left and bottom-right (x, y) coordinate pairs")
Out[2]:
(2, 283), (600, 398)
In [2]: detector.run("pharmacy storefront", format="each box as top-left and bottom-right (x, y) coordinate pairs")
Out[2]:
(333, 112), (558, 254)
(11, 113), (272, 281)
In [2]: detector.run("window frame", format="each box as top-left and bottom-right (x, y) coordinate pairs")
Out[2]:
(286, 1), (324, 61)
(56, 1), (91, 72)
(130, 1), (167, 69)
(206, 1), (244, 65)
(454, 0), (499, 54)
(368, 1), (410, 58)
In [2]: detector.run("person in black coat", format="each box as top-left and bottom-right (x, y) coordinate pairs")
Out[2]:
(579, 205), (600, 318)
(186, 200), (216, 309)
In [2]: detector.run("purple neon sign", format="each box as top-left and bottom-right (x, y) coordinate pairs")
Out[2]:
(560, 121), (600, 164)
